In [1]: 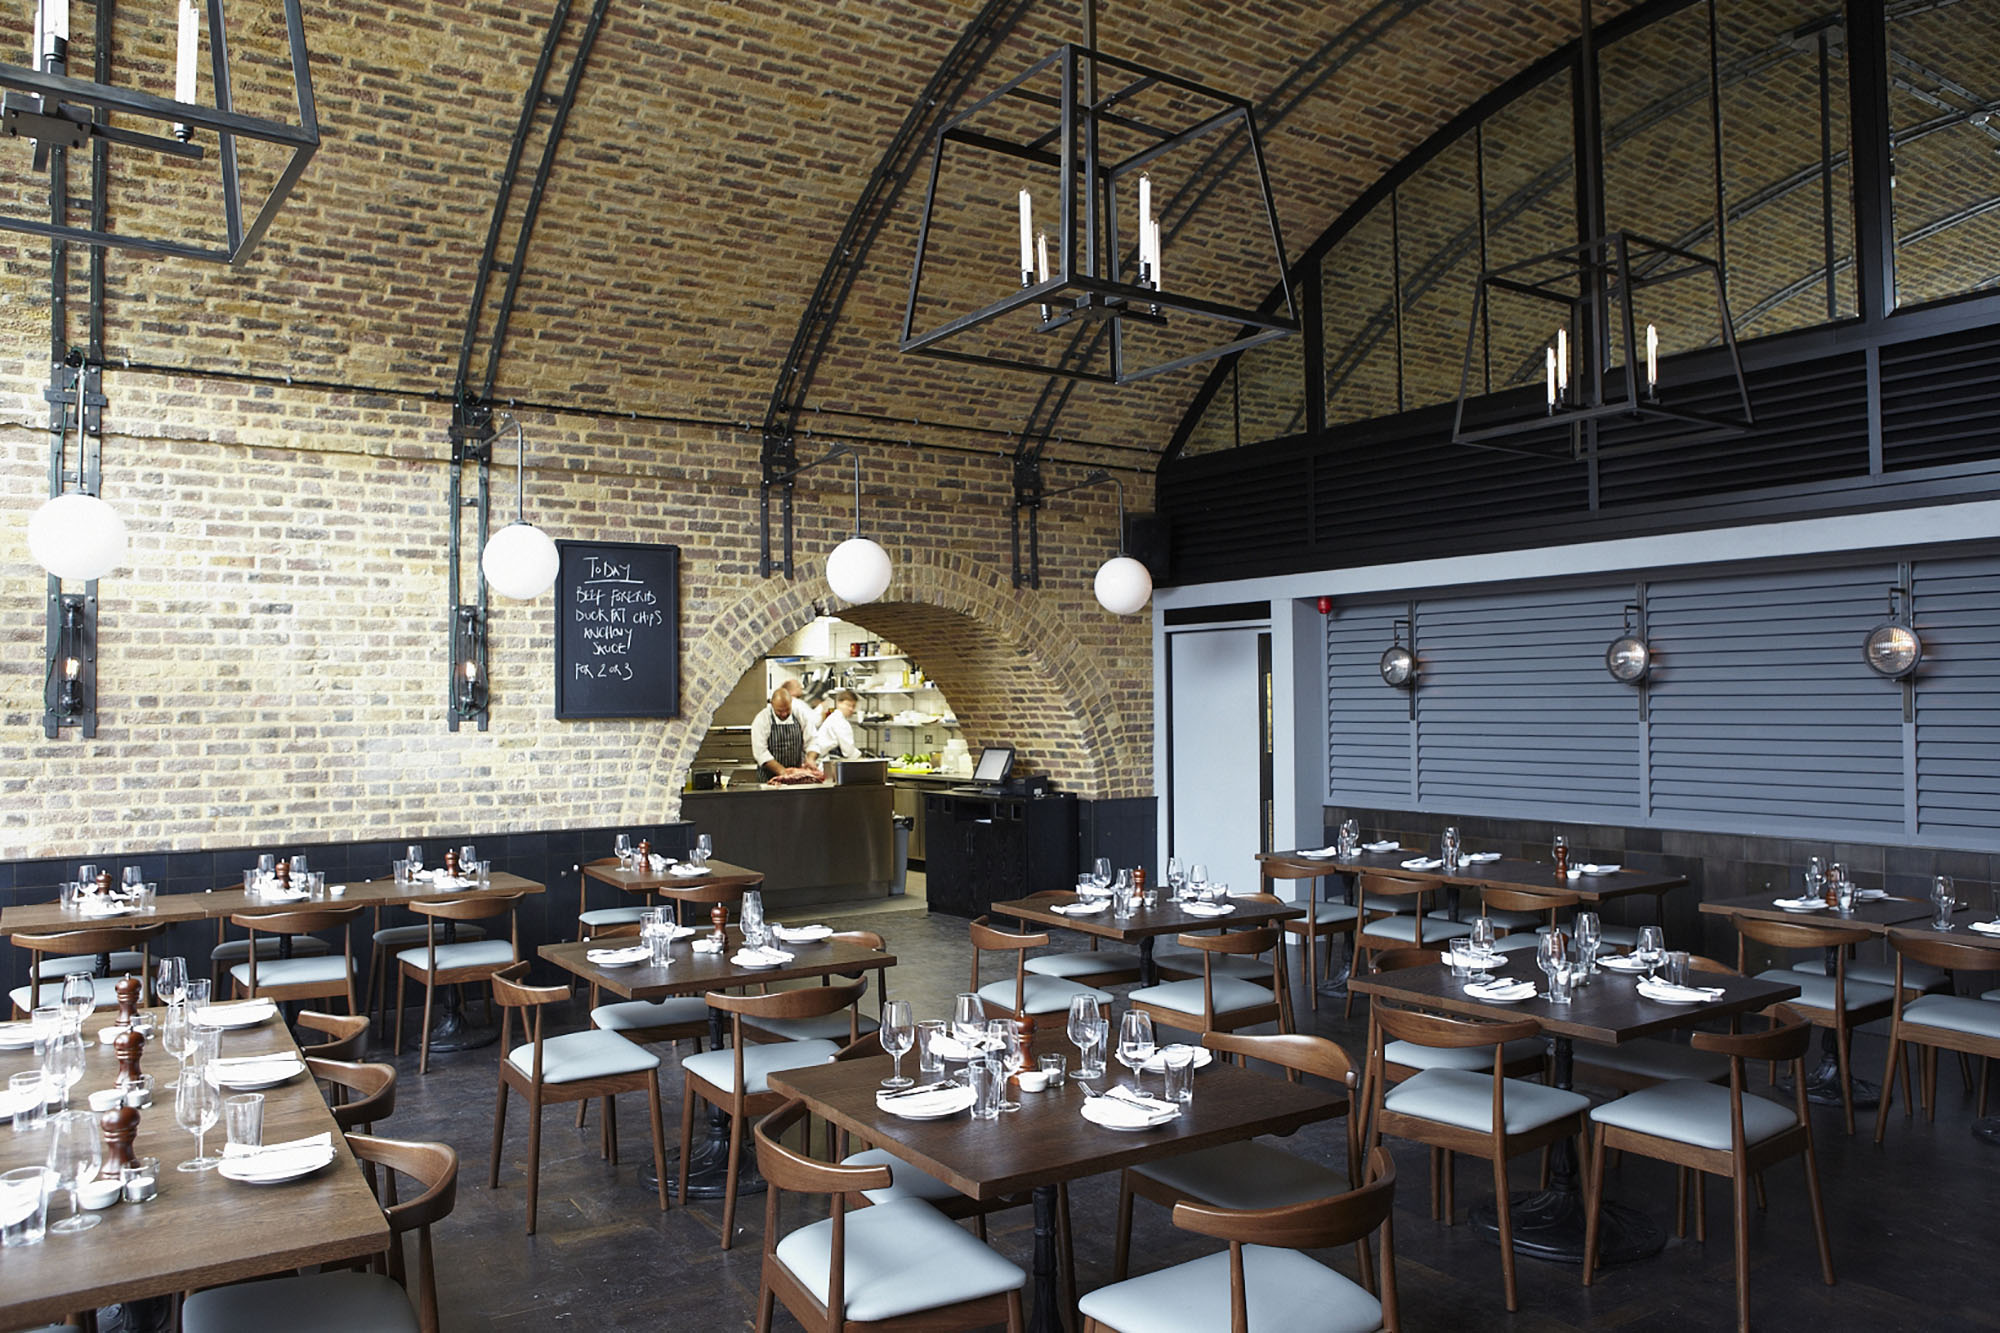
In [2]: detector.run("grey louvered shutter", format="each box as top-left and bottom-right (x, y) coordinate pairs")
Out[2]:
(1913, 553), (2000, 844)
(1327, 607), (1412, 804)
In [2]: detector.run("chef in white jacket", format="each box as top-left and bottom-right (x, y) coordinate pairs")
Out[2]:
(807, 689), (861, 764)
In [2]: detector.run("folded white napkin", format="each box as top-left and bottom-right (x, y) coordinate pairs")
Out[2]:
(1968, 920), (2000, 936)
(691, 938), (723, 954)
(1772, 897), (1826, 910)
(927, 1033), (990, 1061)
(1574, 862), (1620, 874)
(658, 924), (698, 941)
(224, 1131), (332, 1160)
(1854, 889), (1888, 901)
(586, 946), (652, 966)
(773, 924), (832, 942)
(1083, 1088), (1179, 1128)
(876, 1083), (973, 1117)
(732, 946), (795, 966)
(1053, 901), (1107, 916)
(79, 899), (136, 916)
(1463, 851), (1504, 863)
(1599, 954), (1651, 972)
(193, 1000), (276, 1025)
(1076, 884), (1112, 899)
(649, 854), (673, 872)
(669, 864), (707, 877)
(1140, 1045), (1212, 1074)
(1465, 979), (1536, 1001)
(1362, 840), (1400, 853)
(1438, 948), (1500, 966)
(1180, 901), (1235, 917)
(1638, 977), (1725, 1002)
(220, 1132), (333, 1178)
(1401, 856), (1443, 871)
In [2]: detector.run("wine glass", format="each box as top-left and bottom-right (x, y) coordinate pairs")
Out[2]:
(1166, 856), (1184, 894)
(1635, 925), (1666, 976)
(880, 1000), (915, 1089)
(1804, 856), (1825, 900)
(1573, 912), (1602, 975)
(159, 1003), (189, 1090)
(1116, 1010), (1156, 1096)
(1536, 931), (1566, 997)
(1342, 817), (1361, 851)
(1067, 994), (1102, 1078)
(406, 844), (423, 876)
(1933, 876), (1957, 930)
(987, 1020), (1023, 1112)
(1092, 857), (1113, 892)
(155, 955), (188, 1010)
(41, 1028), (84, 1111)
(59, 973), (94, 1029)
(175, 1074), (221, 1173)
(694, 834), (714, 868)
(614, 833), (633, 869)
(1441, 826), (1460, 868)
(44, 1110), (103, 1233)
(122, 865), (145, 891)
(1188, 864), (1209, 897)
(1469, 916), (1497, 983)
(951, 993), (986, 1048)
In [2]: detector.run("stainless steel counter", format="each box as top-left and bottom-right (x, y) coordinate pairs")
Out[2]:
(680, 781), (895, 907)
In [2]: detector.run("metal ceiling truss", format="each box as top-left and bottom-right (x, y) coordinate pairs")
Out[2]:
(41, 0), (111, 739)
(445, 0), (609, 729)
(758, 0), (1034, 579)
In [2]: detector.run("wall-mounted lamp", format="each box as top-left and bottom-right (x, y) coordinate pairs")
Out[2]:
(1864, 586), (1921, 679)
(768, 444), (892, 604)
(1016, 467), (1153, 615)
(480, 416), (559, 601)
(52, 594), (87, 718)
(35, 360), (115, 738)
(1379, 618), (1416, 688)
(1605, 603), (1651, 684)
(453, 606), (486, 717)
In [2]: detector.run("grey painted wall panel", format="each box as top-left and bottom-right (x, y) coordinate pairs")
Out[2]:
(1914, 552), (2000, 842)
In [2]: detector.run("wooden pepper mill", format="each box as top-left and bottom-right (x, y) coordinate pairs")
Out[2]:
(638, 839), (652, 866)
(444, 848), (460, 878)
(275, 858), (291, 888)
(99, 1099), (139, 1174)
(115, 974), (142, 1030)
(1133, 867), (1147, 902)
(710, 900), (729, 945)
(1553, 843), (1569, 881)
(113, 1024), (146, 1089)
(95, 869), (114, 896)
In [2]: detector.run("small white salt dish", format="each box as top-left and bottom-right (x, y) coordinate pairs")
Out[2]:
(77, 1176), (123, 1210)
(1014, 1069), (1050, 1093)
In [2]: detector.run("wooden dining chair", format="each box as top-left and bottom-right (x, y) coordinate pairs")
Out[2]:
(1113, 1031), (1362, 1282)
(1083, 1147), (1399, 1333)
(366, 907), (484, 1037)
(576, 856), (653, 941)
(1261, 859), (1357, 1010)
(182, 1134), (460, 1333)
(1348, 872), (1469, 1018)
(394, 893), (523, 1074)
(1364, 1006), (1589, 1312)
(213, 915), (331, 995)
(1473, 886), (1582, 951)
(297, 1010), (371, 1062)
(743, 929), (894, 1044)
(487, 962), (668, 1234)
(1875, 931), (2000, 1142)
(1126, 925), (1291, 1046)
(228, 906), (363, 1012)
(968, 918), (1113, 1032)
(752, 1099), (1027, 1333)
(306, 1057), (398, 1132)
(1573, 955), (1738, 1093)
(1019, 891), (1143, 988)
(9, 923), (166, 1016)
(1152, 893), (1300, 998)
(680, 981), (865, 1249)
(1584, 1005), (1833, 1333)
(1733, 916), (1894, 1134)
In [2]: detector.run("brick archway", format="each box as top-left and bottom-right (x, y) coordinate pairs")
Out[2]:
(640, 555), (1147, 821)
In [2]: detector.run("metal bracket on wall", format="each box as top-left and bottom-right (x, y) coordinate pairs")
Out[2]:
(758, 431), (802, 578)
(1014, 464), (1120, 590)
(447, 398), (492, 732)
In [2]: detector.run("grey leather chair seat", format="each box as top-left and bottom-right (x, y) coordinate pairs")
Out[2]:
(976, 976), (1112, 1016)
(1575, 1037), (1729, 1084)
(395, 939), (515, 972)
(1383, 1067), (1590, 1135)
(1077, 1243), (1382, 1333)
(772, 1197), (1025, 1323)
(182, 1268), (420, 1333)
(841, 1147), (963, 1206)
(1590, 1078), (1798, 1151)
(506, 1029), (659, 1084)
(1386, 1035), (1543, 1074)
(681, 1038), (840, 1095)
(1126, 976), (1273, 1018)
(1899, 993), (2000, 1040)
(229, 955), (353, 988)
(591, 997), (712, 1033)
(1753, 970), (1895, 1011)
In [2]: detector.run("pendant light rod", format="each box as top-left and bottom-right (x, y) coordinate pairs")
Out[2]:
(497, 412), (528, 523)
(771, 443), (865, 537)
(1041, 467), (1125, 553)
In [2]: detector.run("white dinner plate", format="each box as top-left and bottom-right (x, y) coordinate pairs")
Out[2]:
(1636, 983), (1713, 1006)
(1599, 954), (1651, 973)
(218, 1144), (338, 1184)
(1463, 983), (1536, 1004)
(0, 1024), (37, 1051)
(586, 948), (651, 969)
(877, 1085), (977, 1120)
(192, 1002), (278, 1029)
(1080, 1096), (1179, 1131)
(0, 1087), (43, 1121)
(1773, 898), (1827, 913)
(209, 1057), (306, 1091)
(1140, 1046), (1214, 1074)
(773, 925), (832, 943)
(669, 865), (708, 878)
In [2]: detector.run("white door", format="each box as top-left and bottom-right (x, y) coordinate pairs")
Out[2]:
(1166, 627), (1269, 893)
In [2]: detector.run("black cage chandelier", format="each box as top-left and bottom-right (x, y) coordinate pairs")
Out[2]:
(899, 4), (1296, 386)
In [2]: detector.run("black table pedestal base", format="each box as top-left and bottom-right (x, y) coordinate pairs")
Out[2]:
(1470, 1189), (1664, 1266)
(1972, 1116), (2000, 1148)
(650, 1111), (766, 1199)
(424, 1003), (497, 1053)
(1790, 1052), (1877, 1111)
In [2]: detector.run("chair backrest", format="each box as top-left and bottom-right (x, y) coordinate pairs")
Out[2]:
(228, 906), (363, 935)
(1477, 886), (1575, 918)
(410, 893), (522, 924)
(345, 1134), (459, 1333)
(832, 1031), (885, 1062)
(1357, 873), (1437, 903)
(1371, 1004), (1541, 1051)
(489, 962), (569, 1082)
(1171, 1146), (1399, 1333)
(298, 1010), (371, 1061)
(1175, 925), (1279, 957)
(1260, 860), (1323, 883)
(969, 917), (1046, 1012)
(706, 979), (866, 1022)
(1369, 946), (1442, 974)
(307, 1057), (398, 1131)
(1885, 928), (1995, 975)
(1732, 915), (1871, 953)
(14, 923), (167, 958)
(1689, 1005), (1815, 1156)
(1203, 1031), (1358, 1090)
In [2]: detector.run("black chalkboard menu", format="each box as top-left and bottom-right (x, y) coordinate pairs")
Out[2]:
(554, 539), (680, 720)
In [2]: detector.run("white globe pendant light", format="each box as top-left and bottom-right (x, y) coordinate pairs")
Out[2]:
(479, 417), (559, 600)
(29, 491), (127, 582)
(1094, 553), (1152, 616)
(828, 535), (892, 604)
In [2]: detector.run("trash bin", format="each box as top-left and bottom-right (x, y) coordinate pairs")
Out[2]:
(890, 815), (913, 896)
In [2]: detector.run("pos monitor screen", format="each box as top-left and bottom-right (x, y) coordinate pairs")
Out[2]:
(972, 746), (1015, 784)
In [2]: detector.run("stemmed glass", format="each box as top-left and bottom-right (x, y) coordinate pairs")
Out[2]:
(1166, 857), (1185, 896)
(155, 956), (187, 1010)
(1441, 826), (1461, 869)
(1469, 916), (1497, 983)
(879, 1000), (915, 1089)
(1116, 1010), (1156, 1096)
(693, 834), (714, 868)
(40, 1028), (84, 1111)
(1092, 857), (1113, 893)
(406, 844), (423, 876)
(987, 1020), (1023, 1112)
(175, 1073), (221, 1173)
(45, 1110), (103, 1234)
(951, 993), (986, 1048)
(1067, 995), (1102, 1078)
(614, 833), (633, 869)
(1804, 856), (1825, 900)
(122, 866), (145, 892)
(159, 1003), (189, 1090)
(1635, 925), (1666, 976)
(1932, 876), (1957, 930)
(59, 974), (94, 1029)
(1536, 931), (1567, 999)
(1572, 912), (1602, 976)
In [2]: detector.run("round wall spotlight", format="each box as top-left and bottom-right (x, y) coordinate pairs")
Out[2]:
(1605, 634), (1651, 683)
(28, 492), (127, 582)
(1863, 621), (1921, 679)
(1379, 643), (1416, 688)
(1094, 555), (1152, 616)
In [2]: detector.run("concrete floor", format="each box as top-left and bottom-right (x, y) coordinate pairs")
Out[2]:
(345, 884), (2000, 1332)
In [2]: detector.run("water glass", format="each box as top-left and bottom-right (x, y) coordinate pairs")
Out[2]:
(475, 859), (492, 885)
(966, 1059), (1002, 1120)
(392, 859), (411, 885)
(223, 1093), (265, 1149)
(1112, 885), (1135, 920)
(916, 1020), (947, 1076)
(951, 993), (986, 1047)
(59, 880), (82, 909)
(0, 1166), (51, 1246)
(1664, 951), (1690, 986)
(987, 1019), (1024, 1112)
(740, 890), (767, 948)
(1835, 877), (1856, 915)
(1448, 937), (1476, 979)
(29, 1006), (62, 1052)
(1546, 963), (1574, 1004)
(9, 1072), (47, 1133)
(1162, 1045), (1196, 1104)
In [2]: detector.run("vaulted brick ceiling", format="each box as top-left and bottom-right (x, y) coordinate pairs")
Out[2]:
(0, 0), (1627, 455)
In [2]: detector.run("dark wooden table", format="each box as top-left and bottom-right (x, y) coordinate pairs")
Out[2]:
(539, 930), (895, 1199)
(1882, 919), (2000, 1147)
(0, 870), (546, 937)
(1699, 890), (1943, 1111)
(1350, 952), (1798, 1266)
(989, 893), (1303, 987)
(580, 858), (764, 926)
(0, 1007), (387, 1328)
(768, 1034), (1344, 1333)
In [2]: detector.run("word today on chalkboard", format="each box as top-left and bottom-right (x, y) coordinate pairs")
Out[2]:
(554, 539), (680, 720)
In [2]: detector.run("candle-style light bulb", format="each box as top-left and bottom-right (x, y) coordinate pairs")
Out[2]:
(1547, 346), (1558, 409)
(1645, 322), (1659, 393)
(174, 0), (199, 141)
(38, 0), (69, 69)
(1035, 230), (1049, 285)
(63, 656), (81, 681)
(1146, 217), (1163, 291)
(1138, 173), (1152, 281)
(1555, 326), (1569, 394)
(1018, 189), (1034, 285)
